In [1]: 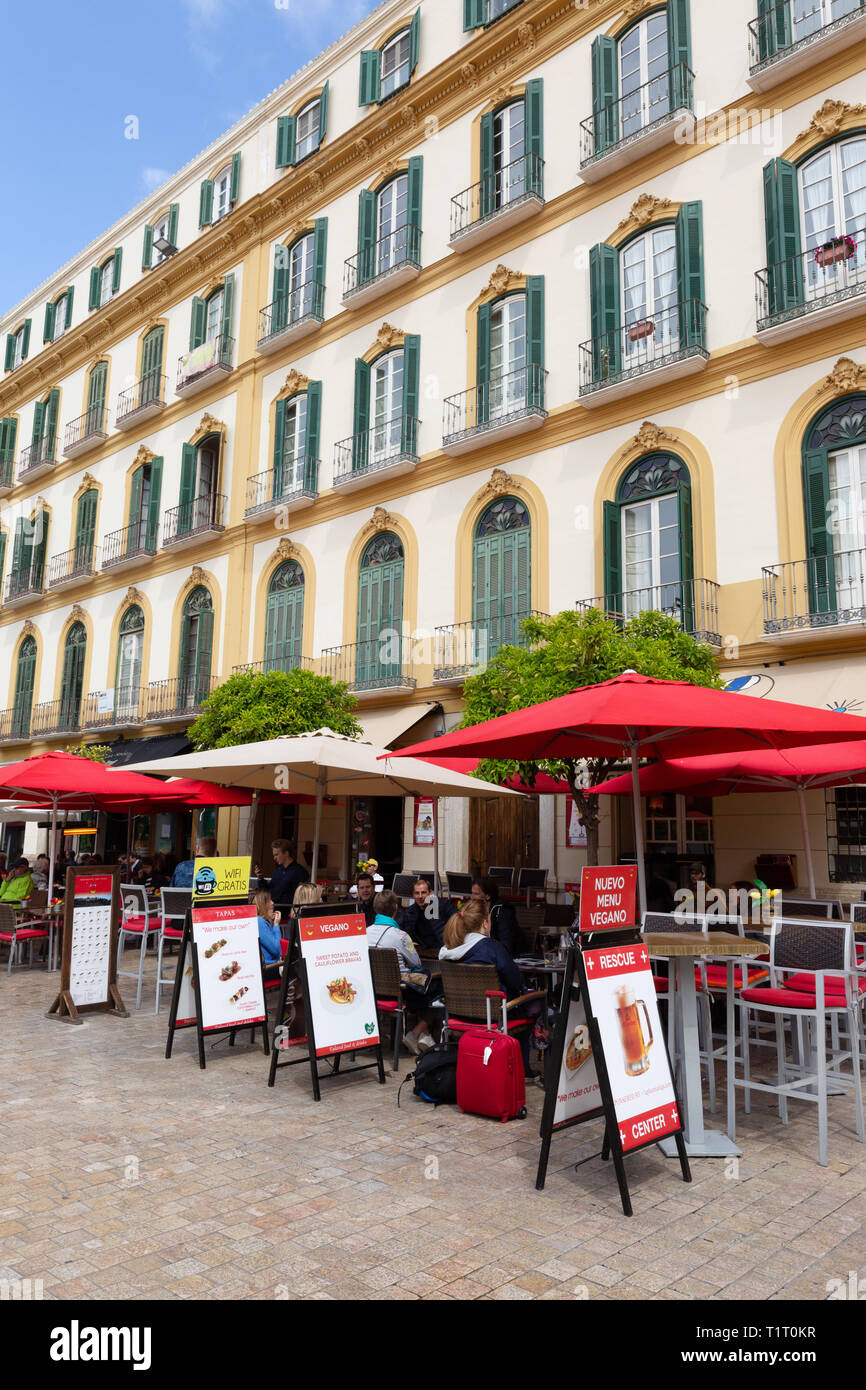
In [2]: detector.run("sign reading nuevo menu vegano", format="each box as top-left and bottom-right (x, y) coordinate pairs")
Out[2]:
(298, 912), (379, 1058)
(582, 940), (679, 1152)
(579, 865), (637, 932)
(191, 902), (266, 1033)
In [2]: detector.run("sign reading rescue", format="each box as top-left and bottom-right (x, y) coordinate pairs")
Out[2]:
(192, 856), (251, 904)
(578, 865), (637, 932)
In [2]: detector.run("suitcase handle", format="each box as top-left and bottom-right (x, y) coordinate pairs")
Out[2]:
(485, 989), (507, 1033)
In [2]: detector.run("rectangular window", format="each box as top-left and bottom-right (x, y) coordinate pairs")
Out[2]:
(295, 100), (320, 160)
(53, 296), (68, 340)
(489, 295), (527, 417)
(372, 353), (403, 462)
(283, 396), (309, 492)
(621, 494), (681, 616)
(380, 31), (410, 97)
(13, 330), (25, 369)
(493, 102), (526, 207)
(100, 260), (114, 307)
(206, 290), (224, 342)
(214, 169), (231, 222)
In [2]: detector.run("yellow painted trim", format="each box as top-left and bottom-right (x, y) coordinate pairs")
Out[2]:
(361, 326), (406, 364)
(372, 11), (415, 52)
(51, 607), (95, 706)
(287, 84), (329, 123)
(207, 152), (236, 184)
(340, 511), (419, 647)
(606, 1), (666, 39)
(782, 102), (866, 164)
(104, 589), (154, 692)
(454, 472), (550, 624)
(168, 568), (224, 682)
(606, 195), (682, 248)
(6, 625), (42, 712)
(469, 82), (527, 188)
(369, 160), (410, 194)
(252, 541), (318, 666)
(464, 269), (528, 391)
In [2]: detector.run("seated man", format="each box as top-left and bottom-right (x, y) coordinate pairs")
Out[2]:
(31, 854), (51, 892)
(351, 871), (378, 927)
(398, 877), (455, 950)
(0, 858), (35, 902)
(368, 889), (436, 1056)
(170, 835), (217, 888)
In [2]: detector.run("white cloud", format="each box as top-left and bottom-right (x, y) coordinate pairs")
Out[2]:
(141, 167), (171, 192)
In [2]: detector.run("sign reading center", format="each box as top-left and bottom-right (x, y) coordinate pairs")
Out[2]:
(579, 865), (637, 933)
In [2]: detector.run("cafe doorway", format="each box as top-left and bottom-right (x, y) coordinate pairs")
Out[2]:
(350, 795), (403, 883)
(469, 797), (539, 879)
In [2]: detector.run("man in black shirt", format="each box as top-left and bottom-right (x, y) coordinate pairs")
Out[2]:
(398, 877), (455, 950)
(354, 871), (378, 927)
(265, 839), (309, 911)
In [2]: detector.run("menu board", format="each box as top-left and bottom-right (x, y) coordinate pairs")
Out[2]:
(579, 865), (638, 933)
(413, 797), (435, 846)
(552, 993), (602, 1130)
(191, 902), (266, 1033)
(68, 874), (113, 1007)
(297, 910), (379, 1057)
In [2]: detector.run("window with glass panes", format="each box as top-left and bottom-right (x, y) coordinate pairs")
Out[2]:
(799, 135), (866, 298)
(116, 606), (144, 718)
(377, 174), (409, 272)
(371, 351), (403, 461)
(214, 166), (232, 221)
(205, 287), (224, 342)
(793, 0), (860, 43)
(295, 98), (320, 160)
(53, 293), (69, 340)
(290, 233), (314, 317)
(380, 29), (410, 97)
(621, 225), (679, 354)
(153, 212), (171, 264)
(13, 327), (25, 368)
(100, 258), (114, 307)
(493, 102), (526, 206)
(604, 453), (693, 624)
(619, 11), (671, 139)
(489, 294), (527, 416)
(281, 395), (307, 492)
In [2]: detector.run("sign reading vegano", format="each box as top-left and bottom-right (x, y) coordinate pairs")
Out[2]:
(298, 911), (379, 1058)
(578, 865), (638, 933)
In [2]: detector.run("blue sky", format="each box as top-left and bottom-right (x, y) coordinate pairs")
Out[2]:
(0, 0), (382, 314)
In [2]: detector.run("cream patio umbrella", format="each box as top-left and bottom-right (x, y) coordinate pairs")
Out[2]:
(131, 728), (524, 884)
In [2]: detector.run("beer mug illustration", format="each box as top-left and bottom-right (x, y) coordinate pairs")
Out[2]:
(615, 984), (653, 1076)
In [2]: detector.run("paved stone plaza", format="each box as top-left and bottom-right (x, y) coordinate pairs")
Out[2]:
(2, 966), (865, 1302)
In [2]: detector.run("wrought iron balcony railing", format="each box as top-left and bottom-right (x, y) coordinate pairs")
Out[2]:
(4, 566), (44, 604)
(176, 333), (234, 393)
(47, 544), (99, 588)
(163, 493), (226, 547)
(144, 674), (219, 722)
(343, 225), (421, 298)
(81, 687), (144, 730)
(0, 706), (33, 742)
(19, 437), (56, 477)
(576, 581), (722, 646)
(763, 549), (866, 634)
(102, 521), (159, 569)
(63, 405), (109, 456)
(31, 699), (81, 737)
(319, 640), (416, 693)
(231, 656), (316, 675)
(257, 278), (325, 347)
(756, 226), (866, 332)
(749, 0), (864, 74)
(449, 153), (544, 241)
(333, 416), (419, 486)
(244, 457), (319, 517)
(433, 612), (548, 681)
(579, 63), (694, 167)
(115, 372), (167, 427)
(443, 364), (547, 447)
(578, 299), (708, 397)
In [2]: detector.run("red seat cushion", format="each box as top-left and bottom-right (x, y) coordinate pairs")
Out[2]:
(376, 999), (399, 1012)
(652, 975), (669, 992)
(741, 986), (847, 1010)
(783, 971), (865, 996)
(162, 926), (184, 940)
(121, 916), (150, 932)
(699, 964), (769, 989)
(11, 927), (49, 940)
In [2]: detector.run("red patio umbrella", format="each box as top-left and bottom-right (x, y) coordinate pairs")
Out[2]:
(389, 673), (866, 910)
(424, 756), (569, 794)
(589, 741), (866, 898)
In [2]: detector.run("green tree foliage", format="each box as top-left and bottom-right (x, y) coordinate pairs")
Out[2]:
(188, 668), (362, 750)
(461, 608), (722, 863)
(75, 743), (110, 763)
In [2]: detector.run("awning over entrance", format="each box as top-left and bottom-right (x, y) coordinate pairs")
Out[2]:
(101, 734), (193, 767)
(358, 701), (441, 749)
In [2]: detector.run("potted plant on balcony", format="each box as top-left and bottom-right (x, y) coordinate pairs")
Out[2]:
(814, 235), (857, 268)
(628, 318), (655, 342)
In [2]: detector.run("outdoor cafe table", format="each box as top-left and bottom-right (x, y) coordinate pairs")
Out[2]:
(15, 903), (63, 971)
(643, 931), (766, 1159)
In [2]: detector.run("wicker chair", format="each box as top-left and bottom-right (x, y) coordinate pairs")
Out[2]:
(438, 959), (544, 1046)
(514, 904), (545, 955)
(0, 901), (49, 973)
(368, 947), (407, 1072)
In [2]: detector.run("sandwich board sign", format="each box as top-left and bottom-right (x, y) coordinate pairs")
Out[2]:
(47, 867), (128, 1025)
(268, 902), (385, 1100)
(536, 948), (604, 1189)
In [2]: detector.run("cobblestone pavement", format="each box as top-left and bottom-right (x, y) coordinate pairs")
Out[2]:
(2, 966), (865, 1301)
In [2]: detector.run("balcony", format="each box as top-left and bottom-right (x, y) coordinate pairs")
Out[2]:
(579, 64), (695, 183)
(31, 700), (81, 739)
(579, 300), (708, 406)
(763, 550), (866, 638)
(81, 688), (144, 733)
(442, 365), (547, 454)
(319, 640), (416, 697)
(449, 154), (544, 251)
(576, 581), (722, 647)
(47, 544), (99, 591)
(231, 656), (316, 675)
(0, 450), (14, 497)
(163, 493), (226, 550)
(176, 333), (234, 398)
(342, 226), (421, 307)
(144, 675), (219, 723)
(333, 417), (419, 493)
(244, 458), (318, 522)
(0, 708), (32, 743)
(755, 228), (866, 343)
(115, 372), (167, 431)
(19, 437), (56, 482)
(433, 612), (548, 684)
(63, 406), (109, 459)
(748, 0), (866, 90)
(257, 279), (325, 354)
(3, 567), (44, 608)
(102, 521), (159, 572)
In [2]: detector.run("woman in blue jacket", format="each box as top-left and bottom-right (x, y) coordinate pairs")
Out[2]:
(439, 899), (537, 1074)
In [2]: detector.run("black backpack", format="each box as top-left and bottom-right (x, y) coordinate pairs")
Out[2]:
(398, 1043), (459, 1106)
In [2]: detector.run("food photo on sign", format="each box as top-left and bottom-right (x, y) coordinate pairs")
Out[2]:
(552, 994), (601, 1129)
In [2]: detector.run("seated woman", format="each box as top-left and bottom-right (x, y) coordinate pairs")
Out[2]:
(439, 899), (538, 1076)
(254, 889), (285, 983)
(368, 889), (438, 1056)
(470, 876), (520, 958)
(0, 858), (35, 902)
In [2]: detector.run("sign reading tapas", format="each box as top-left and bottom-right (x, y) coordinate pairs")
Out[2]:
(578, 865), (637, 933)
(191, 902), (265, 1032)
(298, 912), (379, 1058)
(582, 941), (679, 1152)
(192, 856), (251, 904)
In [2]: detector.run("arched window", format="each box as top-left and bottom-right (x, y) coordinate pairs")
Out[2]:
(603, 453), (694, 625)
(59, 623), (87, 731)
(86, 361), (108, 434)
(73, 489), (98, 570)
(799, 135), (866, 299)
(357, 533), (404, 687)
(621, 224), (679, 360)
(355, 162), (422, 291)
(265, 560), (305, 673)
(479, 85), (543, 217)
(116, 606), (145, 720)
(476, 281), (545, 423)
(12, 636), (37, 738)
(590, 2), (690, 153)
(802, 392), (866, 621)
(472, 496), (531, 661)
(141, 325), (164, 403)
(178, 587), (214, 709)
(178, 433), (221, 536)
(274, 230), (315, 328)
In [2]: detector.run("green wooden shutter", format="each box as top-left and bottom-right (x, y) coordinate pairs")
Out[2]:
(4, 336), (14, 372)
(60, 627), (86, 728)
(272, 242), (289, 331)
(179, 443), (197, 534)
(0, 531), (5, 587)
(11, 518), (25, 578)
(266, 579), (304, 671)
(591, 36), (618, 154)
(87, 363), (107, 431)
(312, 218), (327, 317)
(190, 296), (207, 350)
(273, 397), (287, 494)
(43, 301), (56, 344)
(196, 605), (215, 699)
(803, 448), (835, 617)
(75, 489), (97, 563)
(757, 0), (791, 58)
(677, 482), (695, 632)
(480, 111), (495, 217)
(44, 390), (59, 457)
(146, 457), (162, 549)
(668, 0), (692, 107)
(318, 81), (329, 145)
(129, 464), (144, 539)
(525, 77), (543, 164)
(65, 285), (74, 323)
(12, 638), (35, 736)
(221, 272), (234, 341)
(353, 359), (370, 471)
(229, 152), (241, 203)
(407, 156), (423, 262)
(31, 400), (45, 448)
(358, 189), (377, 284)
(112, 248), (123, 293)
(305, 382), (321, 487)
(143, 326), (164, 380)
(476, 301), (491, 425)
(589, 243), (621, 380)
(89, 266), (101, 309)
(463, 0), (485, 28)
(359, 50), (380, 105)
(526, 276), (545, 406)
(20, 321), (30, 359)
(409, 8), (420, 74)
(675, 201), (705, 348)
(276, 115), (295, 169)
(763, 158), (803, 316)
(168, 203), (179, 245)
(142, 224), (154, 270)
(0, 416), (17, 464)
(199, 178), (214, 227)
(32, 510), (49, 586)
(401, 335), (420, 455)
(499, 528), (531, 649)
(603, 500), (622, 616)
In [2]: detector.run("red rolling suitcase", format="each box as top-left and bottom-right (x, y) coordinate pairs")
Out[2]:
(456, 991), (527, 1123)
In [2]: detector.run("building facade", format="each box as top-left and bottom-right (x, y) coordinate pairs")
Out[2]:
(1, 0), (865, 891)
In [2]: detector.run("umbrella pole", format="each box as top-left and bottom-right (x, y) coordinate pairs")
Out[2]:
(47, 798), (58, 905)
(797, 786), (817, 899)
(432, 797), (440, 896)
(630, 744), (648, 919)
(125, 809), (133, 878)
(310, 770), (326, 884)
(246, 790), (260, 859)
